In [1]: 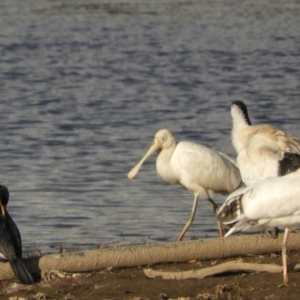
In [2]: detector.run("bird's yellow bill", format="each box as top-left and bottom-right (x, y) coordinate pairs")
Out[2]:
(127, 140), (160, 179)
(0, 204), (5, 217)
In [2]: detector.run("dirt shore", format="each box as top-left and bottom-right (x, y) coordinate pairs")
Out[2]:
(1, 250), (300, 300)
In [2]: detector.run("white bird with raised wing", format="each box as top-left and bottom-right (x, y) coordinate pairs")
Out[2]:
(217, 168), (300, 285)
(231, 101), (300, 186)
(128, 129), (242, 241)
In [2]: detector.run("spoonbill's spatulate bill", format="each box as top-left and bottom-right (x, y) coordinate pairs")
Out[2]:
(128, 129), (242, 241)
(217, 168), (300, 285)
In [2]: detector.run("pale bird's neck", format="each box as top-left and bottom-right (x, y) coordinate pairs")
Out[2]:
(156, 145), (178, 183)
(231, 116), (250, 154)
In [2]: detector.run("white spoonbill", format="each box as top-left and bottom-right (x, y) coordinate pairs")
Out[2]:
(127, 129), (242, 241)
(217, 168), (300, 285)
(231, 101), (300, 186)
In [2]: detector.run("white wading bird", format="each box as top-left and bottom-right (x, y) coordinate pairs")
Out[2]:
(217, 169), (300, 285)
(127, 129), (242, 241)
(231, 101), (300, 186)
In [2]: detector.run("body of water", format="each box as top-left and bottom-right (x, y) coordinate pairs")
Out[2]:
(0, 0), (300, 254)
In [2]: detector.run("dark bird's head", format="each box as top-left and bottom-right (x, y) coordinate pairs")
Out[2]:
(0, 185), (9, 216)
(231, 101), (252, 126)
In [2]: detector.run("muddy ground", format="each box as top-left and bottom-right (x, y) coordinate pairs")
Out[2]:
(1, 251), (300, 300)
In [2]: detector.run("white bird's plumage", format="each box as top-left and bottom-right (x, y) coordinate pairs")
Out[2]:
(218, 170), (300, 234)
(157, 140), (240, 197)
(231, 101), (300, 185)
(217, 169), (300, 284)
(128, 129), (242, 241)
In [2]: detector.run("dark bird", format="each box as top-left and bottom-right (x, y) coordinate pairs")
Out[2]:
(0, 185), (34, 284)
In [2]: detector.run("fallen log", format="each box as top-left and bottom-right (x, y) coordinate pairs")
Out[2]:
(1, 232), (300, 282)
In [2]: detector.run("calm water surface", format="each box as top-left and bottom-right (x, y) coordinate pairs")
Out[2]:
(0, 0), (300, 253)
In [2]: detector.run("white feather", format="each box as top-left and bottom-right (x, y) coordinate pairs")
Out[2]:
(217, 170), (300, 236)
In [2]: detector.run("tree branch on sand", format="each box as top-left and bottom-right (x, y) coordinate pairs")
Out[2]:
(1, 232), (300, 282)
(144, 260), (300, 280)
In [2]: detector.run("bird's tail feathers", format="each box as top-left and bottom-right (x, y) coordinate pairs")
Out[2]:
(216, 151), (237, 167)
(224, 226), (239, 237)
(217, 194), (245, 224)
(10, 258), (34, 284)
(224, 219), (259, 238)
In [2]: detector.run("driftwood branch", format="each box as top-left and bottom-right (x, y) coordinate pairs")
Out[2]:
(144, 260), (300, 280)
(1, 232), (300, 282)
(143, 260), (283, 279)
